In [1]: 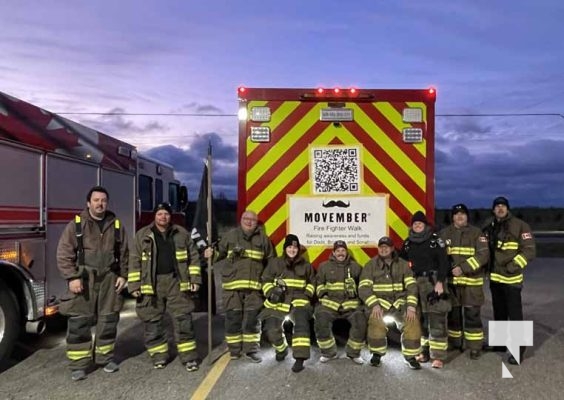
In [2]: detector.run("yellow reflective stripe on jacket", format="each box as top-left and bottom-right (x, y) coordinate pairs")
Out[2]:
(175, 250), (188, 261)
(222, 280), (262, 290)
(326, 282), (345, 291)
(114, 219), (120, 229)
(75, 215), (81, 224)
(147, 342), (168, 356)
(316, 284), (326, 296)
(284, 278), (306, 288)
(263, 282), (275, 294)
(265, 299), (291, 312)
(320, 297), (341, 311)
(305, 284), (315, 296)
(140, 284), (155, 294)
(179, 282), (190, 291)
(188, 265), (201, 275)
(373, 284), (394, 292)
(95, 343), (114, 355)
(498, 241), (519, 250)
(406, 295), (418, 306)
(365, 295), (379, 308)
(378, 298), (392, 310)
(453, 276), (484, 286)
(466, 256), (480, 271)
(227, 249), (264, 260)
(447, 247), (475, 256)
(67, 349), (92, 360)
(342, 299), (360, 310)
(128, 271), (141, 282)
(291, 299), (310, 307)
(359, 279), (373, 288)
(490, 273), (523, 284)
(177, 340), (197, 353)
(404, 276), (416, 286)
(393, 298), (406, 309)
(513, 254), (528, 268)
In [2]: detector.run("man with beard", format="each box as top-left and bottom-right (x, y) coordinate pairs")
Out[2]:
(260, 234), (315, 373)
(57, 186), (128, 381)
(483, 196), (535, 364)
(314, 240), (366, 365)
(204, 210), (275, 362)
(400, 211), (450, 369)
(439, 204), (489, 360)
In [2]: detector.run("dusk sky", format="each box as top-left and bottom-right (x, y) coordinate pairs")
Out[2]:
(2, 1), (564, 208)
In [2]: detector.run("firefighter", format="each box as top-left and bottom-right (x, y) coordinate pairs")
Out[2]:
(260, 234), (315, 373)
(56, 186), (128, 381)
(439, 204), (489, 359)
(128, 202), (201, 371)
(314, 240), (366, 364)
(204, 210), (275, 362)
(400, 211), (450, 369)
(360, 236), (422, 369)
(483, 196), (536, 364)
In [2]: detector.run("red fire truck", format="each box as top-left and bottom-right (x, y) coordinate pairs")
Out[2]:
(237, 87), (436, 267)
(0, 91), (186, 363)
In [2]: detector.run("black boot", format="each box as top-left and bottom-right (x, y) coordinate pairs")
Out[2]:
(291, 358), (305, 373)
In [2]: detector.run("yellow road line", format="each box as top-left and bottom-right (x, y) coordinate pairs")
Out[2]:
(190, 353), (231, 400)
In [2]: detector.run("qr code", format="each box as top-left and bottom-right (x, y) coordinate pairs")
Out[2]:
(311, 146), (361, 194)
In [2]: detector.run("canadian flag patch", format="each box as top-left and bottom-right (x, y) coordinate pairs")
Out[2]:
(522, 232), (532, 240)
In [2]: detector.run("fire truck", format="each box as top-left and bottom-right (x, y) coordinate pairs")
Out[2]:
(0, 91), (186, 363)
(237, 87), (436, 267)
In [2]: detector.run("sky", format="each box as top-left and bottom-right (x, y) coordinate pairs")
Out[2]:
(1, 0), (564, 208)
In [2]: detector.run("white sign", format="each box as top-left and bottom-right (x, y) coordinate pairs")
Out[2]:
(288, 195), (388, 247)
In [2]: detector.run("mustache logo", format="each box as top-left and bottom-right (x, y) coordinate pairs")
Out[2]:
(322, 200), (350, 208)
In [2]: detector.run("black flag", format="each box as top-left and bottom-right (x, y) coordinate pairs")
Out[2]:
(191, 162), (217, 248)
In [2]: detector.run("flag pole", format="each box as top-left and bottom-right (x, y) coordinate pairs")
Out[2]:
(206, 142), (213, 364)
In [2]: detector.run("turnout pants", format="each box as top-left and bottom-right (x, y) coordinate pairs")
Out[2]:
(136, 273), (197, 365)
(448, 284), (484, 350)
(490, 281), (526, 357)
(223, 289), (263, 356)
(417, 277), (450, 361)
(367, 307), (421, 359)
(59, 267), (123, 371)
(314, 305), (366, 358)
(262, 306), (313, 360)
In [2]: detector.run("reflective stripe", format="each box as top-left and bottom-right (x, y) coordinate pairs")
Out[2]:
(514, 254), (528, 268)
(189, 265), (201, 275)
(273, 341), (288, 352)
(67, 349), (92, 361)
(453, 276), (484, 286)
(175, 250), (188, 261)
(316, 284), (326, 296)
(317, 337), (336, 349)
(346, 339), (364, 350)
(128, 271), (141, 282)
(228, 249), (265, 260)
(179, 282), (190, 291)
(225, 334), (242, 344)
(291, 299), (310, 307)
(95, 343), (114, 355)
(368, 345), (387, 354)
(447, 247), (475, 256)
(498, 241), (519, 250)
(292, 337), (310, 347)
(464, 331), (484, 341)
(284, 278), (306, 288)
(365, 295), (379, 308)
(305, 284), (315, 296)
(114, 219), (120, 229)
(75, 215), (81, 223)
(140, 284), (155, 295)
(326, 282), (345, 291)
(404, 276), (416, 286)
(421, 337), (429, 347)
(262, 282), (275, 294)
(378, 298), (392, 310)
(402, 346), (421, 357)
(342, 300), (360, 310)
(147, 343), (168, 356)
(222, 280), (262, 290)
(359, 279), (373, 288)
(466, 256), (480, 271)
(265, 299), (291, 312)
(448, 330), (462, 338)
(490, 273), (523, 284)
(320, 298), (341, 311)
(406, 295), (418, 306)
(372, 284), (393, 291)
(243, 333), (260, 343)
(393, 298), (406, 309)
(429, 340), (448, 351)
(177, 341), (197, 353)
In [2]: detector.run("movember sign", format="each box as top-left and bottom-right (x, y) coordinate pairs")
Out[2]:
(288, 195), (388, 247)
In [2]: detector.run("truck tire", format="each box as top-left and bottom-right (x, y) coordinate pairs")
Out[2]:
(0, 280), (20, 364)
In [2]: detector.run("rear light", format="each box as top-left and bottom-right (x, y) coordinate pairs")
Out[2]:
(317, 88), (325, 94)
(333, 88), (340, 94)
(238, 86), (246, 94)
(402, 128), (424, 143)
(45, 305), (59, 317)
(350, 88), (357, 94)
(237, 107), (248, 121)
(403, 108), (423, 123)
(250, 106), (271, 122)
(0, 244), (20, 264)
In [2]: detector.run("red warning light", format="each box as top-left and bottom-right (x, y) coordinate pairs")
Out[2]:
(428, 87), (436, 95)
(238, 86), (246, 93)
(334, 88), (340, 94)
(317, 88), (325, 94)
(350, 88), (357, 94)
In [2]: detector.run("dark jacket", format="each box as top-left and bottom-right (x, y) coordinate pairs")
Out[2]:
(399, 229), (450, 283)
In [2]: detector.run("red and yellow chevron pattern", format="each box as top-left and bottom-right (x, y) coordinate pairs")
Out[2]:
(238, 88), (435, 267)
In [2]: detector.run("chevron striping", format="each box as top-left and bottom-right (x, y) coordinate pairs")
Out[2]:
(375, 102), (427, 158)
